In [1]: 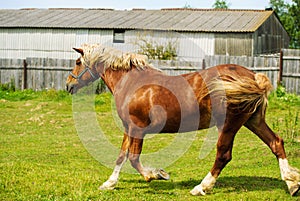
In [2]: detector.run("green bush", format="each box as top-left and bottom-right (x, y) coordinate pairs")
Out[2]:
(136, 39), (178, 60)
(0, 79), (15, 92)
(269, 85), (300, 107)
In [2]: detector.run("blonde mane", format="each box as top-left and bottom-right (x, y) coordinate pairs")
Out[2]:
(80, 43), (153, 71)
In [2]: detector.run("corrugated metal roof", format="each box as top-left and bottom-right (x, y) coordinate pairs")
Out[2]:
(0, 8), (274, 32)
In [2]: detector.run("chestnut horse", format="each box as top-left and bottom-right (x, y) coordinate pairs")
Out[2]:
(66, 43), (300, 196)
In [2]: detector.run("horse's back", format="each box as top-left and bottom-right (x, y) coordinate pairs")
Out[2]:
(204, 64), (255, 80)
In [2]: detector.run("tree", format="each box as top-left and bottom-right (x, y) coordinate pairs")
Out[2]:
(183, 2), (192, 8)
(269, 0), (300, 48)
(212, 0), (230, 9)
(288, 0), (300, 48)
(269, 0), (288, 16)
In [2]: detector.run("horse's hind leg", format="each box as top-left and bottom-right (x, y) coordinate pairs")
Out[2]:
(191, 114), (249, 196)
(190, 130), (236, 195)
(99, 133), (129, 190)
(245, 114), (300, 196)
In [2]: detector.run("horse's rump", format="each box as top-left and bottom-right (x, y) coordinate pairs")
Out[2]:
(208, 70), (273, 114)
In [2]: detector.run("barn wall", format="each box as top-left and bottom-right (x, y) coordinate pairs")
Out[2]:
(0, 28), (215, 62)
(253, 14), (290, 55)
(123, 30), (215, 62)
(0, 28), (113, 60)
(214, 33), (253, 56)
(178, 32), (215, 61)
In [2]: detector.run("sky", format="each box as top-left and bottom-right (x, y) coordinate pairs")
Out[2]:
(0, 0), (293, 10)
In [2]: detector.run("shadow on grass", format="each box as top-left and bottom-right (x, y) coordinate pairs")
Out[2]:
(122, 176), (289, 195)
(215, 176), (287, 193)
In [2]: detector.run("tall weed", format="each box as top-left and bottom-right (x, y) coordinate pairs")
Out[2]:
(269, 86), (300, 141)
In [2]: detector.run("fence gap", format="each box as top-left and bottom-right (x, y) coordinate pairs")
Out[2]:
(279, 49), (283, 85)
(23, 59), (28, 90)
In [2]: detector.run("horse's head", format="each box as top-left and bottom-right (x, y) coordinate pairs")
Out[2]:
(66, 43), (153, 94)
(66, 47), (101, 94)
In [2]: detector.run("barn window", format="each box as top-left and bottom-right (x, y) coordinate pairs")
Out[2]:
(113, 29), (125, 43)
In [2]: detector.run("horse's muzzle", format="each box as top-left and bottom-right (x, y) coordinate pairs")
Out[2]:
(66, 83), (77, 94)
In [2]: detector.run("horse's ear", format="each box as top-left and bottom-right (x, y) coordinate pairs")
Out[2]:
(73, 48), (84, 56)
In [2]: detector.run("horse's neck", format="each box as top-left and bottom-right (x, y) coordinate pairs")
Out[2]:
(101, 68), (128, 94)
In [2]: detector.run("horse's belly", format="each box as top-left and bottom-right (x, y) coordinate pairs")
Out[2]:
(158, 111), (213, 133)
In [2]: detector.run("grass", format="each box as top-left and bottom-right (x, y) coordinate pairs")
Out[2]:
(0, 88), (299, 200)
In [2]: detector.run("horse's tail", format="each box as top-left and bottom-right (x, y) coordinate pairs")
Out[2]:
(210, 73), (273, 114)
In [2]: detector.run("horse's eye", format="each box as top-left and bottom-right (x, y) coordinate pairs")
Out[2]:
(76, 59), (81, 65)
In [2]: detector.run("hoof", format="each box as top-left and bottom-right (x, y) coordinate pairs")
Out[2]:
(289, 183), (300, 196)
(99, 180), (117, 190)
(190, 185), (206, 196)
(144, 168), (170, 182)
(190, 172), (216, 196)
(155, 168), (170, 180)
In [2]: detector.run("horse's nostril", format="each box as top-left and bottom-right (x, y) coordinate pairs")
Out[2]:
(66, 84), (75, 94)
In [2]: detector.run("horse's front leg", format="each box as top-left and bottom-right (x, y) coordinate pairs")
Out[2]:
(128, 136), (170, 182)
(99, 133), (129, 190)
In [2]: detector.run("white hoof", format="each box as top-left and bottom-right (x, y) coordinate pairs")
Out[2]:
(190, 185), (206, 196)
(99, 179), (117, 190)
(286, 181), (300, 196)
(190, 172), (216, 196)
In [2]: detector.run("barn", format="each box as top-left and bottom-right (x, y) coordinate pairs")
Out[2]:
(0, 8), (289, 62)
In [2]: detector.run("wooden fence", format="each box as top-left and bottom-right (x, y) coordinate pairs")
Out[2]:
(152, 49), (300, 94)
(280, 49), (300, 94)
(0, 58), (73, 91)
(0, 48), (299, 94)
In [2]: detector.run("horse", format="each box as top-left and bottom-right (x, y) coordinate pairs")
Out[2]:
(66, 43), (300, 196)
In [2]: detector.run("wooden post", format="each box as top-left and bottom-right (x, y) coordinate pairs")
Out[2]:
(278, 49), (283, 85)
(202, 59), (206, 70)
(23, 59), (27, 90)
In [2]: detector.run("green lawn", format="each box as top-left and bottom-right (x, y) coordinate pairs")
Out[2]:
(0, 89), (299, 200)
